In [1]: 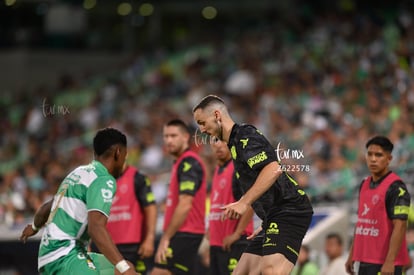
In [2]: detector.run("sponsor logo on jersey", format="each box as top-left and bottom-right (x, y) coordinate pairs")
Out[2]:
(240, 138), (249, 149)
(101, 188), (113, 203)
(183, 162), (192, 172)
(247, 151), (268, 168)
(355, 225), (379, 237)
(266, 222), (279, 235)
(361, 203), (370, 216)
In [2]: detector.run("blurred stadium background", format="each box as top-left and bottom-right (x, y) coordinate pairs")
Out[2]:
(1, 0), (414, 274)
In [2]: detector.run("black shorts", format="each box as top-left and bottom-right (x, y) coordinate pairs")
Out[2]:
(154, 232), (203, 274)
(90, 242), (151, 274)
(244, 211), (312, 264)
(358, 262), (403, 275)
(210, 236), (250, 275)
(116, 243), (152, 274)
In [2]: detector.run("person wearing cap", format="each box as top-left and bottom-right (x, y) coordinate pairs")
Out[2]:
(20, 127), (137, 275)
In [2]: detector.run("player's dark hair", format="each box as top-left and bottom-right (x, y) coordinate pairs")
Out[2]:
(326, 232), (343, 246)
(365, 135), (393, 153)
(165, 119), (191, 134)
(192, 94), (225, 113)
(93, 127), (127, 156)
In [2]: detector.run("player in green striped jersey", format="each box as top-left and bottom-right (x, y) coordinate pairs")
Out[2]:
(20, 128), (137, 275)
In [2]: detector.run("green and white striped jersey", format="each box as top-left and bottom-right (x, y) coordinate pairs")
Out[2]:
(38, 160), (116, 269)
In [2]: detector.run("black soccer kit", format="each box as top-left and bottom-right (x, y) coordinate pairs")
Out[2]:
(227, 124), (314, 264)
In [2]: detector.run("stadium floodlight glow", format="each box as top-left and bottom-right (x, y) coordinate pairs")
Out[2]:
(139, 3), (154, 17)
(5, 0), (16, 7)
(202, 6), (217, 20)
(83, 0), (96, 10)
(118, 2), (132, 16)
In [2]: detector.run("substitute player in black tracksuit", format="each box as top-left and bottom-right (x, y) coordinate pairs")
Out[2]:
(193, 95), (313, 275)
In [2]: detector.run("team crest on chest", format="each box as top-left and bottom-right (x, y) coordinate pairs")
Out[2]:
(219, 178), (227, 189)
(372, 194), (379, 205)
(120, 184), (128, 194)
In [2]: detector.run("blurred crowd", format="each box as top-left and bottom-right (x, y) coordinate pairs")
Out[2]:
(1, 6), (414, 234)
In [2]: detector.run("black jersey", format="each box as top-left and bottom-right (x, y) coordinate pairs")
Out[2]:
(176, 156), (204, 196)
(133, 172), (156, 207)
(227, 124), (313, 220)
